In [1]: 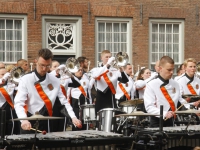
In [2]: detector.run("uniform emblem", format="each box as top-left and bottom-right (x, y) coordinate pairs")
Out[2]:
(172, 87), (176, 93)
(83, 82), (86, 86)
(47, 84), (54, 91)
(125, 83), (128, 87)
(110, 72), (112, 77)
(196, 84), (199, 89)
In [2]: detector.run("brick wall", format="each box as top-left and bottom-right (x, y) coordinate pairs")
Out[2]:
(0, 0), (200, 72)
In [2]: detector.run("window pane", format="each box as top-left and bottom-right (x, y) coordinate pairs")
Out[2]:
(121, 33), (126, 42)
(166, 44), (172, 53)
(152, 43), (158, 52)
(106, 43), (112, 51)
(0, 20), (5, 29)
(98, 23), (105, 32)
(173, 53), (179, 62)
(6, 20), (13, 29)
(15, 41), (22, 51)
(152, 53), (158, 62)
(98, 33), (105, 42)
(0, 52), (4, 61)
(15, 31), (22, 40)
(166, 34), (172, 43)
(173, 34), (179, 43)
(173, 44), (179, 53)
(106, 23), (112, 32)
(6, 41), (15, 51)
(159, 24), (165, 33)
(6, 30), (13, 40)
(98, 43), (105, 51)
(152, 24), (158, 32)
(114, 33), (119, 42)
(113, 23), (119, 32)
(152, 33), (158, 42)
(166, 24), (172, 33)
(14, 20), (22, 29)
(6, 51), (14, 61)
(114, 43), (120, 52)
(173, 24), (179, 33)
(16, 52), (22, 61)
(0, 41), (5, 51)
(121, 23), (127, 32)
(159, 33), (165, 42)
(106, 33), (112, 42)
(159, 43), (165, 52)
(121, 43), (127, 51)
(0, 30), (5, 40)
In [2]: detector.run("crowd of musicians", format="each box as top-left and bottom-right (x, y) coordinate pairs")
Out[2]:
(0, 48), (200, 136)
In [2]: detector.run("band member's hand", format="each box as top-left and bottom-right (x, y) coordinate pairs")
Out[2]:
(165, 111), (175, 119)
(72, 117), (82, 129)
(193, 100), (200, 107)
(21, 120), (32, 130)
(107, 57), (115, 65)
(2, 72), (11, 81)
(57, 64), (66, 71)
(186, 97), (191, 102)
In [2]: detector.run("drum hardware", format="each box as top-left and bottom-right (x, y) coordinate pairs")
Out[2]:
(115, 111), (160, 117)
(11, 111), (64, 121)
(175, 109), (200, 114)
(182, 94), (200, 102)
(119, 99), (144, 107)
(30, 128), (46, 135)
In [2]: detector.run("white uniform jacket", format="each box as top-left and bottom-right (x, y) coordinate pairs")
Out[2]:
(14, 72), (76, 119)
(115, 76), (135, 100)
(67, 76), (92, 104)
(91, 65), (122, 93)
(176, 73), (200, 95)
(144, 76), (186, 118)
(0, 82), (16, 107)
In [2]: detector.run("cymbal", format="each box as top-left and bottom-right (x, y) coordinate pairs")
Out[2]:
(119, 99), (143, 106)
(11, 113), (64, 121)
(115, 111), (159, 117)
(175, 109), (200, 114)
(182, 94), (200, 99)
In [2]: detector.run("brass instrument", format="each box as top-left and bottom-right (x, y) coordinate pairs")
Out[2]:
(114, 51), (129, 67)
(196, 61), (200, 78)
(65, 57), (80, 73)
(10, 67), (25, 84)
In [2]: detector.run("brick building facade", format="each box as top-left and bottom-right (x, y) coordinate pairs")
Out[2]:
(0, 0), (200, 73)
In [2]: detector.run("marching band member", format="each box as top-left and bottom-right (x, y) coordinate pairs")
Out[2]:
(0, 62), (5, 69)
(0, 68), (19, 135)
(14, 48), (81, 134)
(91, 50), (129, 115)
(17, 59), (29, 73)
(115, 63), (135, 105)
(67, 67), (92, 130)
(77, 56), (89, 74)
(50, 60), (60, 72)
(176, 58), (200, 107)
(144, 56), (187, 127)
(174, 63), (185, 81)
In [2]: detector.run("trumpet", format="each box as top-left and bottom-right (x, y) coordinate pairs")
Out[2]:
(10, 67), (25, 84)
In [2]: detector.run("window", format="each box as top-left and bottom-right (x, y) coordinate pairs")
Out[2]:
(0, 15), (27, 63)
(95, 18), (132, 65)
(149, 19), (184, 74)
(42, 16), (82, 57)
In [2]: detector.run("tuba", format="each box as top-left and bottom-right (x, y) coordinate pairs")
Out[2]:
(114, 51), (129, 67)
(10, 67), (25, 84)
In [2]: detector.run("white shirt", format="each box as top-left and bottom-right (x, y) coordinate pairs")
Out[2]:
(144, 76), (186, 118)
(14, 72), (76, 119)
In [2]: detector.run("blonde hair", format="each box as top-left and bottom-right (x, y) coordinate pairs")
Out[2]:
(183, 58), (196, 67)
(101, 50), (111, 57)
(194, 146), (200, 150)
(6, 64), (15, 72)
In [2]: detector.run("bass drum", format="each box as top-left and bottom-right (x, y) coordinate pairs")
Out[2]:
(97, 108), (126, 133)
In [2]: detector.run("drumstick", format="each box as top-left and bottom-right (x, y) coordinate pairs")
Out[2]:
(30, 128), (46, 135)
(164, 103), (186, 121)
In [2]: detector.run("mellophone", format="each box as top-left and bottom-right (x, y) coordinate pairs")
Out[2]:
(137, 125), (200, 150)
(1, 130), (134, 150)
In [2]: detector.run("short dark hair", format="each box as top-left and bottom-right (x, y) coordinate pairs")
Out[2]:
(159, 56), (174, 67)
(77, 56), (87, 64)
(37, 48), (53, 60)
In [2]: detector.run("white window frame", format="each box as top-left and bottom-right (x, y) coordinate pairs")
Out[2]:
(149, 19), (184, 73)
(42, 16), (82, 56)
(95, 17), (132, 66)
(0, 14), (27, 64)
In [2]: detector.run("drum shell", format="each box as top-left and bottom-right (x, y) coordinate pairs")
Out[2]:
(80, 104), (96, 124)
(97, 108), (126, 132)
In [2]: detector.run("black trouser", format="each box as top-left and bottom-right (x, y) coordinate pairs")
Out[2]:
(0, 102), (20, 135)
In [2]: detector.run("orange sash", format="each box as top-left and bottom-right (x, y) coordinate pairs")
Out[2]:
(78, 85), (87, 97)
(102, 73), (116, 94)
(0, 87), (14, 109)
(60, 85), (67, 98)
(118, 82), (131, 100)
(95, 70), (109, 80)
(34, 83), (52, 116)
(187, 84), (197, 95)
(160, 86), (176, 113)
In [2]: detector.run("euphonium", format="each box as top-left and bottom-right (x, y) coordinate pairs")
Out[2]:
(65, 57), (80, 73)
(10, 67), (25, 84)
(113, 51), (129, 67)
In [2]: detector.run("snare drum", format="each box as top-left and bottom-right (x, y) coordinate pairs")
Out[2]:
(80, 104), (96, 124)
(97, 108), (126, 132)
